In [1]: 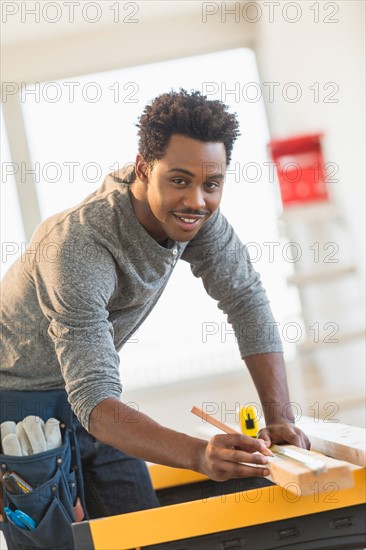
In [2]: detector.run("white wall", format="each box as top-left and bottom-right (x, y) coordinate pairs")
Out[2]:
(255, 0), (365, 284)
(253, 0), (365, 427)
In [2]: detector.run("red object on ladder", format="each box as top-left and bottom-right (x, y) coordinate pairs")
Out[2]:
(268, 133), (329, 206)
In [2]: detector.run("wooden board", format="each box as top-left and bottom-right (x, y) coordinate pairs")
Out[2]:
(268, 445), (354, 496)
(192, 414), (362, 495)
(297, 416), (366, 467)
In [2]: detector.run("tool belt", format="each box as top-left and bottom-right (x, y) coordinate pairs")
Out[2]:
(0, 390), (87, 549)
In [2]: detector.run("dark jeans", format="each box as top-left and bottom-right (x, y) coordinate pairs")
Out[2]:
(73, 414), (159, 518)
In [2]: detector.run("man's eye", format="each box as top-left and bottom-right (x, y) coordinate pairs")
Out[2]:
(205, 181), (221, 190)
(172, 178), (186, 185)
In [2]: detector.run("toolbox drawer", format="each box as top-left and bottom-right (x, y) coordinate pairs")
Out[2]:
(144, 504), (366, 550)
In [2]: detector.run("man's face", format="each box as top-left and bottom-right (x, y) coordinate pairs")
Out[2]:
(133, 134), (226, 242)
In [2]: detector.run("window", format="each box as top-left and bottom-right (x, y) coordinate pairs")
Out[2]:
(0, 109), (26, 278)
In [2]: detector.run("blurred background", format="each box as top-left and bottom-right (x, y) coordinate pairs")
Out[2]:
(1, 1), (365, 438)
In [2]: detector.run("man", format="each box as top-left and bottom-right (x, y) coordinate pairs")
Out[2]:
(1, 90), (309, 540)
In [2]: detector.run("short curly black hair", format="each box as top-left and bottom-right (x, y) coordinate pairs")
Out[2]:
(136, 89), (240, 166)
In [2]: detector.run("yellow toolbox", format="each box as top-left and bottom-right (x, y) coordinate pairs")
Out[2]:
(72, 464), (366, 549)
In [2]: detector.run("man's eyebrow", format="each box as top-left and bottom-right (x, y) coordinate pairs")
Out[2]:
(168, 167), (225, 180)
(168, 167), (195, 177)
(204, 172), (225, 180)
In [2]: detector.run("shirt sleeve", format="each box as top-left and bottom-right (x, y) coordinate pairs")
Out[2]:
(181, 209), (283, 357)
(32, 223), (122, 431)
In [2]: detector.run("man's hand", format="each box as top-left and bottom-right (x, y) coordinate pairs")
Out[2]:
(244, 353), (311, 451)
(258, 423), (310, 450)
(90, 398), (273, 481)
(198, 433), (272, 481)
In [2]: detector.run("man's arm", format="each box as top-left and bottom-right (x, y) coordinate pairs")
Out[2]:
(181, 212), (309, 449)
(245, 352), (310, 449)
(88, 397), (272, 482)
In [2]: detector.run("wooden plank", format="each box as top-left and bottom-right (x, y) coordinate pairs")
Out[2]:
(297, 417), (366, 467)
(190, 408), (356, 495)
(268, 445), (354, 496)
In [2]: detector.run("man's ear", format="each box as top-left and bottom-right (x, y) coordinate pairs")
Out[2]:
(135, 154), (149, 184)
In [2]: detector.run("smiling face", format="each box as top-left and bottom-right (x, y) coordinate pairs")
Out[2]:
(130, 134), (226, 243)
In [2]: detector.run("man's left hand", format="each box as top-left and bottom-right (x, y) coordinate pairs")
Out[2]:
(258, 423), (311, 450)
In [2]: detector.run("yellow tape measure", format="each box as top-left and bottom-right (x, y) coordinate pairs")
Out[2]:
(239, 405), (259, 437)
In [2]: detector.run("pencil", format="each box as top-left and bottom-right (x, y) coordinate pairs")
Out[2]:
(191, 405), (273, 456)
(191, 406), (239, 434)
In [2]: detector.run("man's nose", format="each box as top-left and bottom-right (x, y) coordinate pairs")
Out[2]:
(182, 186), (206, 211)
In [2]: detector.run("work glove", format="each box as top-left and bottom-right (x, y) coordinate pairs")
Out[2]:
(0, 416), (62, 456)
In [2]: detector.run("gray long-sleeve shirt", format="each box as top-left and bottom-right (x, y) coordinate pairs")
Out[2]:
(1, 166), (283, 430)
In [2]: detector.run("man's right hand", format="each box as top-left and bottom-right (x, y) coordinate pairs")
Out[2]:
(89, 398), (272, 482)
(198, 433), (271, 481)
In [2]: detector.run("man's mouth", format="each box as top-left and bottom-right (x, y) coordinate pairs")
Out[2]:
(176, 216), (199, 224)
(172, 213), (206, 230)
